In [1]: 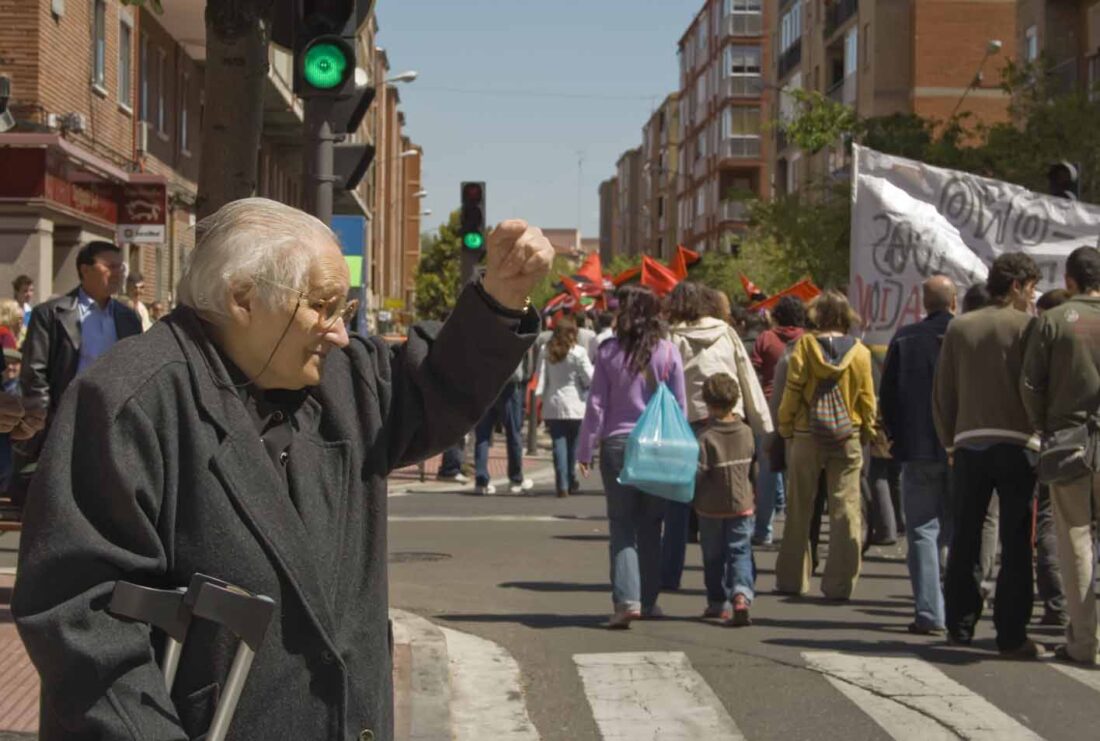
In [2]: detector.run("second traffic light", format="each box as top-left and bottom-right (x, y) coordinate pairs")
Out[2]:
(460, 182), (487, 251)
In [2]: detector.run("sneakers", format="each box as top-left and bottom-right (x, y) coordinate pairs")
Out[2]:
(556, 490), (570, 498)
(437, 472), (470, 485)
(999, 639), (1049, 660)
(607, 609), (641, 629)
(509, 478), (535, 494)
(473, 483), (496, 496)
(727, 595), (752, 627)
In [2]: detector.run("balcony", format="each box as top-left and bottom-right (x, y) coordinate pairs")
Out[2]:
(825, 0), (858, 39)
(719, 200), (750, 223)
(724, 75), (764, 99)
(778, 41), (802, 79)
(826, 73), (857, 106)
(721, 137), (762, 160)
(725, 10), (763, 38)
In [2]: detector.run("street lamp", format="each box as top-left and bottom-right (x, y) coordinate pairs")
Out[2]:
(421, 209), (432, 216)
(951, 40), (1003, 117)
(386, 70), (418, 84)
(413, 190), (428, 198)
(400, 149), (419, 159)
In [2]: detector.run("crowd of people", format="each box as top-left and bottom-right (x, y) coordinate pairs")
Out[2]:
(530, 249), (1100, 668)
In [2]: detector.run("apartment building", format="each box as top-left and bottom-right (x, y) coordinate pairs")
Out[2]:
(677, 0), (770, 253)
(1018, 0), (1100, 95)
(598, 177), (619, 264)
(0, 0), (419, 321)
(641, 93), (682, 262)
(770, 0), (1018, 194)
(614, 147), (644, 257)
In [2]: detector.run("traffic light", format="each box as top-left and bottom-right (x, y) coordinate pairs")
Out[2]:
(293, 1), (374, 98)
(460, 182), (486, 251)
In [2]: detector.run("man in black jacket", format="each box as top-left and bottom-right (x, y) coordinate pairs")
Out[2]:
(880, 274), (956, 635)
(12, 197), (553, 741)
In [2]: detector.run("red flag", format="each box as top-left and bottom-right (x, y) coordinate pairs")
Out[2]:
(668, 245), (701, 280)
(575, 253), (603, 285)
(740, 273), (764, 300)
(749, 279), (821, 312)
(641, 256), (681, 297)
(612, 266), (642, 286)
(560, 274), (583, 305)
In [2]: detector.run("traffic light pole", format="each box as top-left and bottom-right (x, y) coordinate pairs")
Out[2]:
(460, 251), (481, 287)
(304, 98), (337, 226)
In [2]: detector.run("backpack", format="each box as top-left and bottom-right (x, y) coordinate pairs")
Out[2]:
(809, 377), (854, 446)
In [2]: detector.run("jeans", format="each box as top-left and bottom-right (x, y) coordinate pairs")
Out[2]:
(1035, 484), (1066, 619)
(547, 419), (581, 493)
(439, 443), (465, 478)
(699, 514), (756, 609)
(475, 382), (524, 487)
(754, 434), (785, 542)
(945, 445), (1036, 651)
(661, 501), (691, 590)
(902, 460), (951, 629)
(867, 457), (899, 543)
(600, 436), (667, 612)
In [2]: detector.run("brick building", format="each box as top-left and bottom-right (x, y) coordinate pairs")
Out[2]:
(0, 0), (420, 323)
(770, 0), (1018, 194)
(641, 93), (682, 262)
(1017, 0), (1100, 95)
(598, 177), (618, 264)
(614, 147), (644, 257)
(676, 0), (770, 253)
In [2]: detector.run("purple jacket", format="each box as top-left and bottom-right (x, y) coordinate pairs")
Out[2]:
(577, 337), (687, 464)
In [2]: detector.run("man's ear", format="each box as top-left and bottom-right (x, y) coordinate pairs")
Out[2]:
(226, 283), (253, 327)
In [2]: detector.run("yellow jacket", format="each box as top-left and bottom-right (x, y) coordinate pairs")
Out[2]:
(778, 333), (876, 443)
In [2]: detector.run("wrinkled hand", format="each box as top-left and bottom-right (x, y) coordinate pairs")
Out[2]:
(10, 404), (45, 441)
(481, 219), (554, 311)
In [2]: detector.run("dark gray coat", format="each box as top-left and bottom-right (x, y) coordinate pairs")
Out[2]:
(12, 285), (536, 741)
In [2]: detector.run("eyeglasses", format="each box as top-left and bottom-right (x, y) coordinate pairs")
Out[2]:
(255, 277), (359, 330)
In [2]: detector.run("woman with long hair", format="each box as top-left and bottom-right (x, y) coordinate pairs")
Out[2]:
(578, 285), (687, 628)
(536, 315), (593, 498)
(776, 290), (876, 600)
(0, 300), (22, 351)
(665, 282), (772, 593)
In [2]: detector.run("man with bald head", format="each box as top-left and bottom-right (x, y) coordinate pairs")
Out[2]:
(880, 274), (957, 635)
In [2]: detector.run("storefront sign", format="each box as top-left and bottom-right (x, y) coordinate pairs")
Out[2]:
(118, 184), (167, 244)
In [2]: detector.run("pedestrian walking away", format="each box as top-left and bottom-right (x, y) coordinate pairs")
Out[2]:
(1021, 246), (1100, 665)
(776, 291), (876, 601)
(535, 314), (593, 497)
(934, 252), (1044, 659)
(10, 199), (553, 740)
(578, 285), (687, 629)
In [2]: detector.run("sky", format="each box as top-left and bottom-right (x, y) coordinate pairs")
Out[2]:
(375, 0), (699, 239)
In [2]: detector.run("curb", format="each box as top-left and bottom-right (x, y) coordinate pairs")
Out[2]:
(390, 610), (452, 741)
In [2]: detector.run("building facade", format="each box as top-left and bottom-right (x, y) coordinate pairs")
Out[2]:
(0, 0), (419, 324)
(614, 147), (644, 257)
(770, 0), (1019, 195)
(641, 93), (682, 262)
(1017, 0), (1100, 96)
(597, 177), (618, 264)
(677, 0), (770, 253)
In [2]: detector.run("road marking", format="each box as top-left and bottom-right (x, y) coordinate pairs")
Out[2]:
(441, 627), (540, 740)
(802, 652), (1042, 740)
(1049, 661), (1100, 694)
(389, 515), (605, 523)
(573, 652), (745, 740)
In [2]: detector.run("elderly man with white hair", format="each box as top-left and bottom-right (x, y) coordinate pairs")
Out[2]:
(12, 198), (553, 741)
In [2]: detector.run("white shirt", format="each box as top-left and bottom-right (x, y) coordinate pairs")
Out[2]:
(535, 344), (594, 420)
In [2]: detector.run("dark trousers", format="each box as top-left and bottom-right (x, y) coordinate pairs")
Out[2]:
(1035, 483), (1067, 618)
(945, 445), (1036, 650)
(547, 419), (581, 493)
(475, 382), (524, 486)
(439, 444), (464, 477)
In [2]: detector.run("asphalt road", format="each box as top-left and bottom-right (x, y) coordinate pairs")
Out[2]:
(389, 479), (1099, 741)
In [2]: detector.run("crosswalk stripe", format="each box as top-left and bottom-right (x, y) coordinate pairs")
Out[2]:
(1049, 661), (1100, 694)
(573, 652), (745, 740)
(441, 627), (540, 741)
(802, 652), (1042, 740)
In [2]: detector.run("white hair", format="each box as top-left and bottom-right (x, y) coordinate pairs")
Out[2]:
(177, 197), (337, 321)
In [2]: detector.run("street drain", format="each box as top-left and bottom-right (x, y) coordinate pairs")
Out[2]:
(389, 551), (452, 563)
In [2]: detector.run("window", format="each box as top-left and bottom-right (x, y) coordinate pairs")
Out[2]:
(844, 27), (858, 77)
(118, 17), (133, 109)
(180, 72), (190, 153)
(726, 45), (762, 76)
(726, 0), (763, 36)
(1025, 25), (1039, 62)
(698, 15), (708, 56)
(780, 1), (802, 53)
(156, 48), (167, 135)
(92, 0), (106, 89)
(722, 106), (762, 157)
(140, 36), (148, 121)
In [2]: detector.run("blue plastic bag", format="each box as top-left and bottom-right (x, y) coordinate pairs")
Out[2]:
(618, 382), (700, 503)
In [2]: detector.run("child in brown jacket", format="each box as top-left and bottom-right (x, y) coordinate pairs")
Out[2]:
(696, 373), (757, 626)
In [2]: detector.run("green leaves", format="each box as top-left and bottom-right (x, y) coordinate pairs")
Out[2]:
(413, 210), (464, 322)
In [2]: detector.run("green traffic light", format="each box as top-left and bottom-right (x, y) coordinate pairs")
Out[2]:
(463, 232), (485, 250)
(303, 41), (350, 90)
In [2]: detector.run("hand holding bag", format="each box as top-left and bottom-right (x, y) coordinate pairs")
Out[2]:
(617, 346), (699, 503)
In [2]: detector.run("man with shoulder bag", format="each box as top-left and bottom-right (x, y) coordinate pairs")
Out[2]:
(1021, 245), (1100, 666)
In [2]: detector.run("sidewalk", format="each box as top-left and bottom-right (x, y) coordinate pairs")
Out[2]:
(389, 434), (554, 493)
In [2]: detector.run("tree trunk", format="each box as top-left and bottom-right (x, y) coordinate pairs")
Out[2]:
(196, 0), (274, 219)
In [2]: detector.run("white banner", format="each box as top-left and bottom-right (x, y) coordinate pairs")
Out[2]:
(849, 145), (1100, 346)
